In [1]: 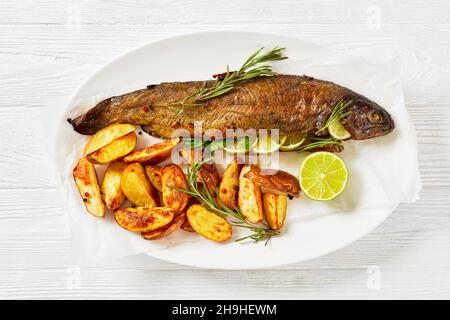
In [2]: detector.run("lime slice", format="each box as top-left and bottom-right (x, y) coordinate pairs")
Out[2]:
(280, 134), (306, 151)
(223, 137), (257, 154)
(328, 121), (351, 140)
(253, 135), (285, 154)
(299, 152), (348, 201)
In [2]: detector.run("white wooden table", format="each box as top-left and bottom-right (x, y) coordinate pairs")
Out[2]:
(1, 0), (449, 299)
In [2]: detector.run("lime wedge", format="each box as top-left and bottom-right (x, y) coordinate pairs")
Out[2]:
(223, 137), (257, 154)
(299, 152), (348, 201)
(280, 134), (306, 151)
(253, 135), (285, 154)
(328, 121), (351, 140)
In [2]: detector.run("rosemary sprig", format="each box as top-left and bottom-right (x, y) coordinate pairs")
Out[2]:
(316, 100), (353, 135)
(295, 137), (343, 152)
(181, 160), (279, 244)
(171, 47), (287, 114)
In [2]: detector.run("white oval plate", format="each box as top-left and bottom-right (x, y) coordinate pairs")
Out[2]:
(56, 31), (420, 269)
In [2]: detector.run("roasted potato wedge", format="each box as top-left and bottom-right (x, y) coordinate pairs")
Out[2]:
(141, 211), (186, 240)
(198, 163), (220, 196)
(124, 138), (180, 165)
(243, 166), (301, 198)
(219, 160), (242, 209)
(161, 164), (189, 214)
(73, 157), (105, 218)
(115, 207), (174, 232)
(145, 165), (162, 192)
(238, 165), (263, 224)
(263, 193), (287, 230)
(179, 147), (218, 194)
(101, 161), (127, 210)
(86, 132), (136, 164)
(186, 204), (232, 242)
(120, 163), (159, 207)
(83, 123), (135, 156)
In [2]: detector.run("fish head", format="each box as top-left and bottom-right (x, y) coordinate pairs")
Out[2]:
(343, 98), (394, 140)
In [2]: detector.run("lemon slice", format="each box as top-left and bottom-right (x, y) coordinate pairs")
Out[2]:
(253, 135), (285, 154)
(223, 137), (257, 154)
(328, 121), (351, 140)
(280, 134), (306, 151)
(299, 152), (348, 201)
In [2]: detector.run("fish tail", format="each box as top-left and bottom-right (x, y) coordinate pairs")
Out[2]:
(70, 98), (113, 135)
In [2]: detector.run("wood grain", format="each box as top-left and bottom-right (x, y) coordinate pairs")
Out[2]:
(0, 0), (449, 299)
(1, 0), (450, 25)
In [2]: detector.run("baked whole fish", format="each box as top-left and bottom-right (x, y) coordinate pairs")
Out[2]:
(70, 75), (394, 142)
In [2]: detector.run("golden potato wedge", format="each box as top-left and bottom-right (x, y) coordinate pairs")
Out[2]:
(115, 207), (174, 232)
(161, 164), (189, 214)
(123, 138), (180, 165)
(238, 165), (263, 224)
(83, 123), (135, 156)
(86, 132), (136, 164)
(145, 165), (162, 192)
(243, 166), (301, 198)
(73, 157), (105, 218)
(263, 193), (287, 230)
(141, 211), (186, 240)
(186, 204), (232, 242)
(120, 163), (159, 207)
(101, 161), (127, 210)
(219, 159), (242, 209)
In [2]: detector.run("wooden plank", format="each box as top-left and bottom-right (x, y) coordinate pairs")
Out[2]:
(1, 0), (450, 25)
(0, 24), (449, 105)
(1, 266), (450, 299)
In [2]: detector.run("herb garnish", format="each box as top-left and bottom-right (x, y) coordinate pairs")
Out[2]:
(170, 47), (287, 114)
(180, 160), (279, 244)
(316, 100), (353, 135)
(183, 136), (343, 153)
(295, 137), (343, 152)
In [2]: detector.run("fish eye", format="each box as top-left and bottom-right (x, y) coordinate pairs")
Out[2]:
(367, 111), (383, 124)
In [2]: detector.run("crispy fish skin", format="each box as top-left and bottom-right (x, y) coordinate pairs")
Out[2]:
(71, 75), (394, 140)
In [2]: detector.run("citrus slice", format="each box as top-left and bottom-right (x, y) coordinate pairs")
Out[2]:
(253, 135), (285, 154)
(280, 134), (306, 151)
(299, 152), (348, 201)
(223, 137), (257, 154)
(328, 121), (351, 140)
